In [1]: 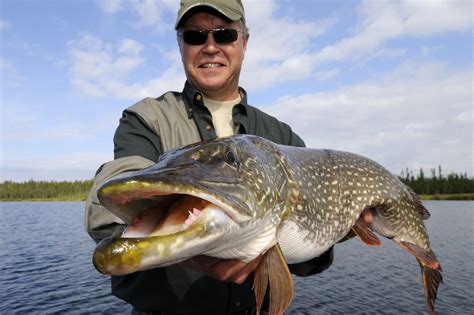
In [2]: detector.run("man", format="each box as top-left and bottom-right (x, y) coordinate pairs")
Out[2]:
(85, 1), (333, 313)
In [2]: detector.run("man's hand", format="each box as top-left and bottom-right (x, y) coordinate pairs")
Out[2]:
(180, 255), (264, 284)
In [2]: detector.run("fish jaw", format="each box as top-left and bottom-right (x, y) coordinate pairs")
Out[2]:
(93, 203), (238, 275)
(94, 175), (274, 275)
(97, 177), (253, 226)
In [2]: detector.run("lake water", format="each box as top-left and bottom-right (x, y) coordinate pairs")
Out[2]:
(0, 201), (472, 314)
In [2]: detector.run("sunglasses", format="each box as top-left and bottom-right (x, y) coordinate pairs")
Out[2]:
(179, 28), (240, 45)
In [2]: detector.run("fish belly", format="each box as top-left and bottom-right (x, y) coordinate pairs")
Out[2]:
(277, 220), (334, 264)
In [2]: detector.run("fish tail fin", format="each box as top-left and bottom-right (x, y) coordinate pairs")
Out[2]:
(397, 241), (440, 270)
(253, 244), (294, 315)
(396, 241), (443, 313)
(418, 258), (443, 314)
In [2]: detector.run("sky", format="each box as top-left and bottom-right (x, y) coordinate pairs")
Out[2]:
(0, 0), (472, 182)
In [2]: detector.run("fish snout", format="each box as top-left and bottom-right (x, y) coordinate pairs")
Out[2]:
(93, 237), (144, 275)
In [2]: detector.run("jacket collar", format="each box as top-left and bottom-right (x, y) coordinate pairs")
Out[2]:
(182, 82), (249, 119)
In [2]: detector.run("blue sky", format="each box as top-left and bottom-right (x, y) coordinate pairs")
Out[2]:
(1, 0), (472, 181)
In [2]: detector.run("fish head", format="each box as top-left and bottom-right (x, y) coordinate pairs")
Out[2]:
(98, 134), (291, 224)
(94, 135), (293, 274)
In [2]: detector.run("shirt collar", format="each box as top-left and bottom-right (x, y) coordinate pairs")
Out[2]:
(181, 81), (249, 120)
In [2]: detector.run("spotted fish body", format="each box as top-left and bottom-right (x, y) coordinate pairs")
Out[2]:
(93, 135), (442, 314)
(277, 146), (433, 262)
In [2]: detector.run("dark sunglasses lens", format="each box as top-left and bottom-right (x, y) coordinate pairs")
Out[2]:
(183, 30), (207, 45)
(213, 29), (238, 43)
(182, 29), (239, 45)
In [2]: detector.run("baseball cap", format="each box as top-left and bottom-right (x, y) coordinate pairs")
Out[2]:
(175, 0), (245, 29)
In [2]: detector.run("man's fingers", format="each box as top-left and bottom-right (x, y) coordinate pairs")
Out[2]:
(211, 259), (249, 281)
(191, 255), (223, 269)
(180, 255), (264, 284)
(230, 255), (263, 284)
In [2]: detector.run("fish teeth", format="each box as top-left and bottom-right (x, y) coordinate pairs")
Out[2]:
(182, 208), (203, 230)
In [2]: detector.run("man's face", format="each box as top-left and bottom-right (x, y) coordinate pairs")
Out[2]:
(178, 12), (249, 101)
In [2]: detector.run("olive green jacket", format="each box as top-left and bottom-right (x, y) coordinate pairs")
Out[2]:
(85, 83), (333, 314)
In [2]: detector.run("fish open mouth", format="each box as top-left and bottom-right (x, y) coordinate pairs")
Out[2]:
(120, 194), (226, 238)
(97, 180), (245, 239)
(94, 181), (244, 275)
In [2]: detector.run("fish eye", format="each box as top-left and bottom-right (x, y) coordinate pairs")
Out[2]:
(225, 150), (239, 167)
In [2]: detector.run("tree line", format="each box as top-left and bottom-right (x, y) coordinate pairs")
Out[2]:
(0, 180), (93, 200)
(0, 166), (473, 200)
(398, 166), (473, 195)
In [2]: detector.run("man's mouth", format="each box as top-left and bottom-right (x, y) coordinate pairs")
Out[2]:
(199, 63), (224, 68)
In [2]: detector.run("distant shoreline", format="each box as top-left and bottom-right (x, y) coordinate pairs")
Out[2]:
(1, 193), (473, 202)
(418, 193), (474, 201)
(0, 197), (87, 202)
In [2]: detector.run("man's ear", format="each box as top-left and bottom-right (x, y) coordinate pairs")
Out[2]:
(177, 36), (184, 57)
(177, 35), (182, 50)
(244, 34), (250, 60)
(242, 33), (249, 53)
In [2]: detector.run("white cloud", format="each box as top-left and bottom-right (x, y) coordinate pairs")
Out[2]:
(241, 0), (473, 90)
(118, 38), (144, 55)
(314, 0), (473, 64)
(456, 109), (473, 124)
(420, 45), (443, 56)
(97, 0), (124, 14)
(1, 152), (113, 181)
(0, 19), (10, 30)
(315, 69), (341, 82)
(0, 57), (23, 87)
(1, 100), (118, 144)
(241, 1), (337, 89)
(67, 33), (184, 99)
(395, 0), (473, 35)
(97, 0), (178, 30)
(129, 0), (162, 28)
(264, 62), (473, 175)
(242, 0), (472, 90)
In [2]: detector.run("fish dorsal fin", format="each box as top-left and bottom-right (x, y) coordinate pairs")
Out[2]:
(352, 218), (381, 246)
(404, 184), (431, 220)
(253, 244), (294, 315)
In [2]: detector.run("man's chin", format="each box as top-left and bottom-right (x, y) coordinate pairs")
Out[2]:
(195, 81), (233, 96)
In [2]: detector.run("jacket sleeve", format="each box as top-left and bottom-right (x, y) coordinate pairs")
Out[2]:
(84, 156), (155, 243)
(114, 110), (163, 162)
(85, 110), (161, 243)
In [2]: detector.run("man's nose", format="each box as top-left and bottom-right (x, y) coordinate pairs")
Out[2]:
(202, 32), (219, 53)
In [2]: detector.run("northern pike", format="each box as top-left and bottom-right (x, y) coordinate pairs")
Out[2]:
(93, 135), (442, 314)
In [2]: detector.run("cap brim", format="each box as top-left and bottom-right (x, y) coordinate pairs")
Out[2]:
(175, 4), (241, 29)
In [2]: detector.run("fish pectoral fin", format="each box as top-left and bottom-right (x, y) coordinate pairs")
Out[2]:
(252, 244), (294, 315)
(352, 219), (381, 246)
(253, 255), (268, 315)
(418, 258), (443, 314)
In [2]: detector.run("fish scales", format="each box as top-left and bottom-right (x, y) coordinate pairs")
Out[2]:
(93, 135), (442, 315)
(281, 147), (432, 251)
